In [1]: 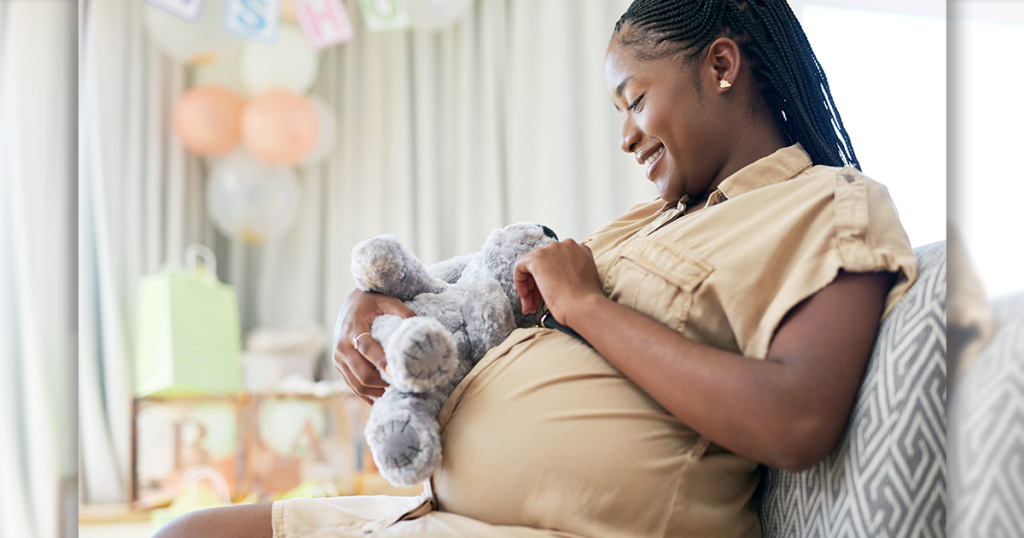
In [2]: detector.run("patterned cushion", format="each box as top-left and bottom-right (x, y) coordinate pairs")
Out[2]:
(758, 240), (946, 537)
(948, 292), (1024, 536)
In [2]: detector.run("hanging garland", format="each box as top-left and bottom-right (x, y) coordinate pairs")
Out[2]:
(144, 0), (472, 244)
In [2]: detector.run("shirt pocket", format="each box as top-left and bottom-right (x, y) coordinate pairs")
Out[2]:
(604, 240), (714, 333)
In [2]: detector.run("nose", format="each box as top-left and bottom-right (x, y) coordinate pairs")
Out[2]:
(619, 115), (641, 154)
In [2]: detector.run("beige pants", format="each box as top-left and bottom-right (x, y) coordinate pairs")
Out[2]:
(272, 491), (585, 537)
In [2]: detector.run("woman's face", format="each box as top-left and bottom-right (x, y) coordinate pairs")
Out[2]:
(604, 40), (729, 204)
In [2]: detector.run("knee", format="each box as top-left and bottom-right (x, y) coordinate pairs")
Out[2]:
(151, 510), (206, 538)
(151, 504), (274, 538)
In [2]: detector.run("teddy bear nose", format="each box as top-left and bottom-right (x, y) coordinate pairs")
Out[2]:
(539, 225), (558, 240)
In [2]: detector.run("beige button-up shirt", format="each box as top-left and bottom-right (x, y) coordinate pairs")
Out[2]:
(280, 145), (918, 538)
(583, 143), (917, 360)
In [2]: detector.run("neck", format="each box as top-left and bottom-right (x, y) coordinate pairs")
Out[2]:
(706, 112), (788, 196)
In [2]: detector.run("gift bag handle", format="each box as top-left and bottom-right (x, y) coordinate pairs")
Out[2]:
(185, 244), (218, 284)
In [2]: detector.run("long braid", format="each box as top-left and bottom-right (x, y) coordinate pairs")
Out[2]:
(613, 0), (860, 170)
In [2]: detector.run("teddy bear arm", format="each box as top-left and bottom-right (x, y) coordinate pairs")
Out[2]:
(427, 254), (476, 284)
(351, 235), (446, 301)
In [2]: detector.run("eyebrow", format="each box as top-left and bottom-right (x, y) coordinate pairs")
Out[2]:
(615, 77), (633, 98)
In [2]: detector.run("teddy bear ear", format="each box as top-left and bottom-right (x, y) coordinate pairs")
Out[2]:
(539, 225), (558, 241)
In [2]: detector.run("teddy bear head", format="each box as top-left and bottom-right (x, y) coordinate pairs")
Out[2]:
(474, 222), (558, 328)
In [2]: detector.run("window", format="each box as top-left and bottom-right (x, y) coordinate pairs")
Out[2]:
(800, 4), (946, 249)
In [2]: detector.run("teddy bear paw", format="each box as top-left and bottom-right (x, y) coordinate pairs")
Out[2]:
(367, 415), (441, 487)
(385, 317), (458, 392)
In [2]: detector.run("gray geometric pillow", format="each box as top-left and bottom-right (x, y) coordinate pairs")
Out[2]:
(758, 240), (946, 537)
(948, 292), (1024, 537)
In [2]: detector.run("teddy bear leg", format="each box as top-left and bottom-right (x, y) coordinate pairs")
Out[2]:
(462, 280), (516, 362)
(350, 235), (446, 301)
(374, 316), (458, 392)
(364, 390), (444, 487)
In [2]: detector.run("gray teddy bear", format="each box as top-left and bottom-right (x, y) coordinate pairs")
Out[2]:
(350, 222), (558, 486)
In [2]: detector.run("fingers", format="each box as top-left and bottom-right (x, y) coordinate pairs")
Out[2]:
(378, 294), (416, 319)
(332, 290), (395, 403)
(335, 361), (383, 406)
(352, 332), (388, 372)
(333, 344), (387, 402)
(514, 256), (542, 314)
(340, 332), (387, 386)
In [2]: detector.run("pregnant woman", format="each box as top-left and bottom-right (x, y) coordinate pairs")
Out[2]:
(155, 1), (916, 536)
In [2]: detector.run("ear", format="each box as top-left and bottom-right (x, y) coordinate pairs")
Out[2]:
(702, 37), (742, 94)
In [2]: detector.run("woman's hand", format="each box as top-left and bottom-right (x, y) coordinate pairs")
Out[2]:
(332, 289), (415, 404)
(513, 239), (605, 326)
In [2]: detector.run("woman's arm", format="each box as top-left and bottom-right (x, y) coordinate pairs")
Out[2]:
(515, 239), (894, 472)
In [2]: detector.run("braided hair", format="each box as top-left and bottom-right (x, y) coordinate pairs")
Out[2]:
(612, 0), (859, 170)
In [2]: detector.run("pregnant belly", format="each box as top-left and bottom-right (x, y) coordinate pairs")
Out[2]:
(432, 327), (708, 538)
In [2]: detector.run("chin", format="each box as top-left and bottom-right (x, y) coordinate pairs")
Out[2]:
(655, 185), (681, 204)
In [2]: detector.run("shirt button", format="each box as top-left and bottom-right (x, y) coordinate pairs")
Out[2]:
(845, 174), (856, 183)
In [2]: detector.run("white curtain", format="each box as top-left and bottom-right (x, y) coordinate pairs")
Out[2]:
(0, 1), (78, 536)
(80, 0), (648, 504)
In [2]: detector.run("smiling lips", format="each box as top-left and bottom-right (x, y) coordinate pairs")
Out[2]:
(635, 145), (665, 176)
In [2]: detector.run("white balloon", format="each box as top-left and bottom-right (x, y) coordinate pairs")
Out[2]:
(144, 0), (244, 65)
(407, 0), (474, 32)
(240, 23), (319, 95)
(207, 151), (301, 244)
(300, 97), (337, 166)
(194, 54), (248, 96)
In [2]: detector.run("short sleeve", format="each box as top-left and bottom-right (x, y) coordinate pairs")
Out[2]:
(742, 167), (918, 359)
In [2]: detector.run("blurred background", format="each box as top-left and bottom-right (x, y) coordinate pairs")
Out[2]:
(1, 0), (1021, 537)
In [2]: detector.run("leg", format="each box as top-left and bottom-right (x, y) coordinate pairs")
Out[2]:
(151, 503), (273, 538)
(365, 390), (445, 487)
(373, 316), (457, 392)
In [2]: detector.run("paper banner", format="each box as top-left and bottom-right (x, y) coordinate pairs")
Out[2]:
(145, 0), (207, 23)
(357, 0), (409, 32)
(293, 0), (354, 49)
(224, 0), (283, 44)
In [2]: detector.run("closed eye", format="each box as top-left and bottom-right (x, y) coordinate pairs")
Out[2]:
(628, 95), (643, 112)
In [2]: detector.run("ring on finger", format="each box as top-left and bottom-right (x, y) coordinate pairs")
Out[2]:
(352, 332), (372, 349)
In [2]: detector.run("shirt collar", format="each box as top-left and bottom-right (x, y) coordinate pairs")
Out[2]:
(663, 143), (815, 213)
(715, 143), (813, 202)
(658, 143), (813, 213)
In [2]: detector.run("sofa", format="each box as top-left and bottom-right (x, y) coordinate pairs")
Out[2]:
(758, 240), (947, 537)
(947, 291), (1024, 536)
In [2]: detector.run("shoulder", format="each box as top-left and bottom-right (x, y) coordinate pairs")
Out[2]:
(779, 163), (896, 206)
(697, 164), (918, 357)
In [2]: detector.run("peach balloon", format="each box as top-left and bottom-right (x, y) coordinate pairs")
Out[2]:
(241, 91), (319, 166)
(281, 0), (297, 21)
(172, 86), (245, 156)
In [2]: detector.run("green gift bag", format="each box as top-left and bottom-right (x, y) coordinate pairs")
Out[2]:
(135, 244), (243, 397)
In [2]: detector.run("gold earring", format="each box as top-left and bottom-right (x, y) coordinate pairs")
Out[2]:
(720, 79), (732, 89)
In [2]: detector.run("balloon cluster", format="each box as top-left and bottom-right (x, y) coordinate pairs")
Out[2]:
(145, 0), (475, 244)
(145, 2), (336, 245)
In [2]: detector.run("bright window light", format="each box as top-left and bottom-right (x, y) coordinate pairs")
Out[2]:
(800, 5), (946, 249)
(952, 16), (1024, 300)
